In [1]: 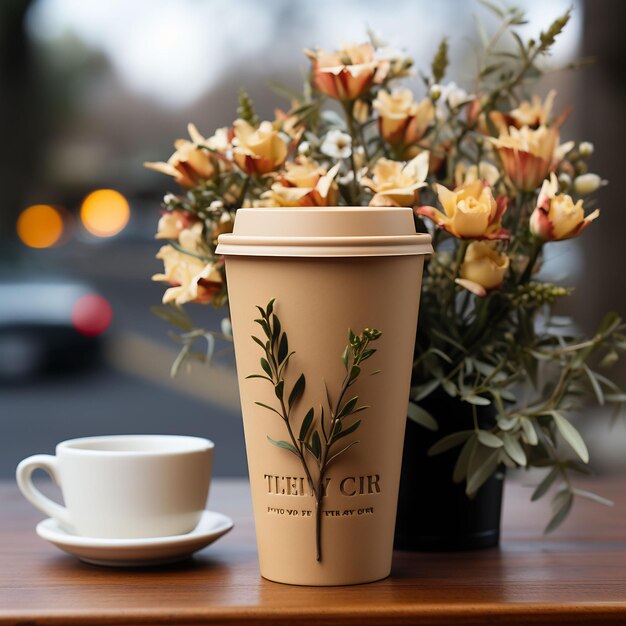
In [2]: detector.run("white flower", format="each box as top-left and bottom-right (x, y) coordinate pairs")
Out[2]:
(434, 82), (473, 120)
(298, 141), (311, 155)
(573, 173), (607, 195)
(210, 200), (224, 209)
(321, 130), (352, 159)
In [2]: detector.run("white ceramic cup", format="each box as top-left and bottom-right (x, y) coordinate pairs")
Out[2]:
(16, 435), (213, 539)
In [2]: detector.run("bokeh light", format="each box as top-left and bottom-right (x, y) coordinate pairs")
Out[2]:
(71, 294), (113, 337)
(16, 204), (64, 248)
(80, 189), (130, 237)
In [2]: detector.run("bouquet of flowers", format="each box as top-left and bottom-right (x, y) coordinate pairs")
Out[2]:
(145, 2), (625, 530)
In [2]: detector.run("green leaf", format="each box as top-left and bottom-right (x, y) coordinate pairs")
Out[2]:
(331, 419), (361, 443)
(267, 436), (298, 457)
(572, 488), (613, 507)
(520, 417), (538, 446)
(278, 333), (289, 363)
(477, 431), (503, 448)
(453, 436), (477, 483)
(254, 402), (282, 417)
(288, 373), (306, 409)
(428, 430), (474, 456)
(606, 393), (626, 403)
(338, 396), (359, 418)
(360, 348), (376, 361)
(463, 394), (491, 406)
(550, 412), (589, 463)
(407, 402), (438, 431)
(583, 364), (604, 406)
(311, 430), (322, 460)
(299, 408), (315, 442)
(466, 448), (500, 496)
(531, 467), (559, 501)
(431, 37), (449, 83)
(503, 433), (526, 466)
(412, 379), (440, 402)
(260, 358), (273, 378)
(545, 490), (573, 533)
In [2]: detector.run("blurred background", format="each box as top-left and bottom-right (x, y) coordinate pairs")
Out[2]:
(0, 0), (624, 479)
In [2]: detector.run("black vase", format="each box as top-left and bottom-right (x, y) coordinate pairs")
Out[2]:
(394, 393), (504, 551)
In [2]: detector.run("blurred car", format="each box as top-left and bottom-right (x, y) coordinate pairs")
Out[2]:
(0, 279), (110, 381)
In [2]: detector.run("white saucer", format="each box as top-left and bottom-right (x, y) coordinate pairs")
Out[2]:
(36, 510), (234, 567)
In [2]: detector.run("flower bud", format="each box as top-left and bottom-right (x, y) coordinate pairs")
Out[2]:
(573, 173), (605, 195)
(579, 141), (594, 158)
(429, 84), (442, 101)
(557, 173), (572, 191)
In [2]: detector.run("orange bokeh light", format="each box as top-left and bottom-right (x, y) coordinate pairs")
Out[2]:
(16, 205), (65, 249)
(80, 189), (130, 237)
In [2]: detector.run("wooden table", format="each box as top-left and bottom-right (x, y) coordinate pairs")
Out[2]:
(1, 477), (625, 625)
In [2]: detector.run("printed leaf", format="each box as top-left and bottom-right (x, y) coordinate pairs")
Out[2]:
(311, 430), (321, 459)
(274, 380), (284, 400)
(251, 335), (266, 350)
(299, 408), (315, 442)
(254, 401), (282, 417)
(288, 373), (306, 409)
(331, 419), (361, 443)
(260, 358), (273, 378)
(278, 333), (289, 363)
(326, 441), (359, 466)
(272, 315), (281, 346)
(267, 436), (298, 456)
(245, 374), (273, 382)
(407, 402), (438, 431)
(337, 396), (359, 418)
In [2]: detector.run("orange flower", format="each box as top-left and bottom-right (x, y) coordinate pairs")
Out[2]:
(529, 173), (600, 241)
(264, 159), (340, 207)
(456, 242), (510, 296)
(232, 120), (288, 175)
(416, 180), (508, 240)
(491, 125), (574, 193)
(305, 44), (380, 101)
(155, 210), (198, 240)
(373, 89), (434, 147)
(144, 124), (218, 188)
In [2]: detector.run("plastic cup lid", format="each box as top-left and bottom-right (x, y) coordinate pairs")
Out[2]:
(216, 206), (433, 258)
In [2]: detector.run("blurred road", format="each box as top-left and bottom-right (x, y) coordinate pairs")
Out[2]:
(0, 238), (247, 479)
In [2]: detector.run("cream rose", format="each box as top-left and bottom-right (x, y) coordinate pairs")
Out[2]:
(264, 159), (340, 207)
(416, 180), (508, 240)
(361, 151), (429, 207)
(530, 173), (600, 241)
(457, 241), (510, 295)
(491, 125), (574, 192)
(144, 123), (218, 188)
(233, 120), (288, 175)
(152, 223), (222, 305)
(373, 89), (434, 147)
(305, 43), (381, 101)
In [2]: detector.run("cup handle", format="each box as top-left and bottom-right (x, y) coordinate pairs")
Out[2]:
(16, 455), (73, 530)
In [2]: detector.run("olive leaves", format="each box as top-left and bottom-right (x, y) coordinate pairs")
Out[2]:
(246, 298), (382, 561)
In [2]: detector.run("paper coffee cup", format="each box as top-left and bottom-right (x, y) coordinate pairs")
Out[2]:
(217, 207), (431, 585)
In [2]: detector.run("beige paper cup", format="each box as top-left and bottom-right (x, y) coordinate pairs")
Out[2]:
(217, 207), (431, 585)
